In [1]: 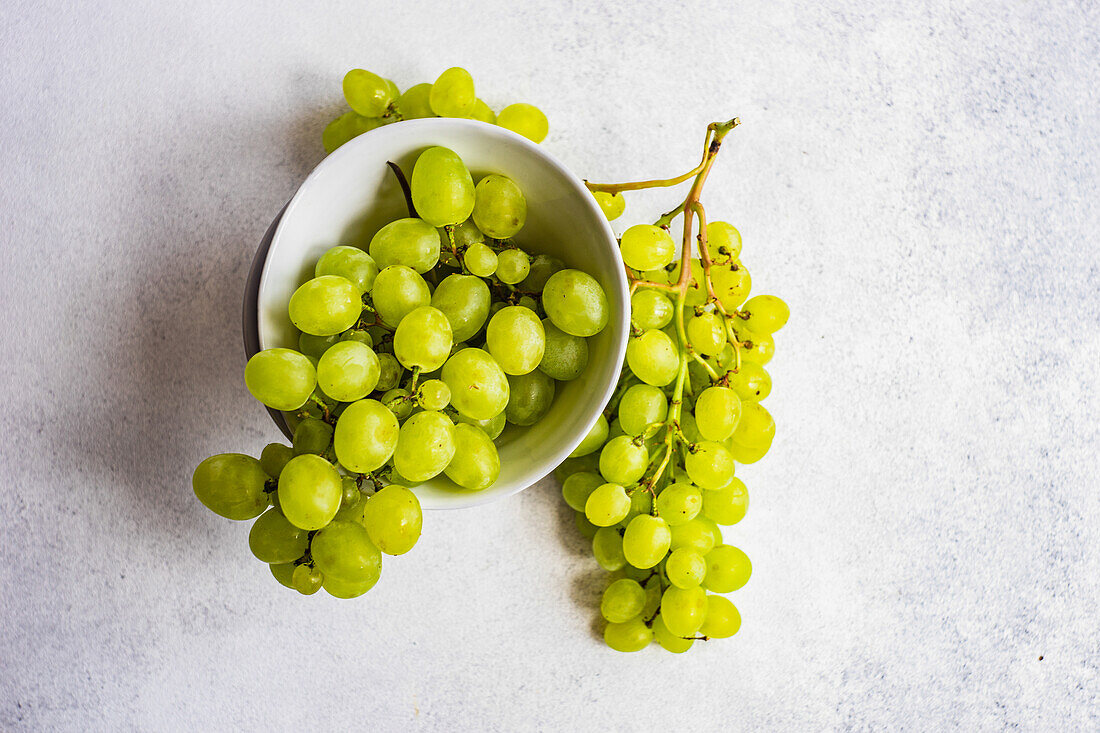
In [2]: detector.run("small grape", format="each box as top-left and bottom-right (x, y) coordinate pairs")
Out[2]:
(269, 563), (297, 589)
(441, 348), (510, 420)
(244, 348), (316, 411)
(259, 443), (294, 479)
(731, 402), (775, 448)
(728, 362), (772, 402)
(542, 270), (609, 337)
(369, 218), (441, 274)
(395, 82), (435, 119)
(465, 242), (498, 277)
(702, 477), (748, 525)
(393, 410), (456, 482)
(741, 295), (789, 334)
(505, 370), (555, 426)
(298, 332), (339, 360)
(686, 312), (726, 356)
(469, 98), (496, 123)
(393, 306), (453, 372)
(700, 595), (742, 638)
(316, 340), (381, 402)
(568, 414), (609, 458)
(277, 454), (343, 530)
(631, 289), (674, 330)
(620, 225), (675, 271)
(617, 384), (668, 436)
(585, 483), (631, 527)
(410, 146), (475, 227)
(289, 275), (362, 336)
(429, 67), (476, 117)
(592, 191), (625, 221)
(622, 514), (672, 569)
(343, 68), (393, 117)
(684, 441), (736, 490)
(705, 221), (742, 263)
(486, 306), (545, 375)
(323, 573), (378, 599)
(322, 112), (386, 153)
(371, 265), (431, 327)
(665, 548), (706, 589)
(669, 517), (719, 555)
(456, 410), (507, 440)
(375, 353), (403, 391)
(694, 386), (742, 442)
(472, 175), (527, 239)
(653, 614), (694, 653)
(598, 435), (649, 485)
(626, 330), (679, 386)
(562, 471), (603, 512)
(292, 417), (333, 456)
(496, 250), (531, 285)
(711, 262), (752, 309)
(192, 454), (270, 521)
(660, 585), (707, 637)
(360, 485), (422, 554)
(311, 520), (382, 585)
(601, 579), (646, 623)
(733, 321), (775, 366)
(592, 527), (627, 571)
(575, 513), (599, 540)
(496, 103), (549, 143)
(340, 477), (360, 509)
(655, 483), (702, 526)
(333, 399), (399, 473)
(430, 274), (491, 343)
(445, 423), (502, 490)
(520, 254), (566, 291)
(418, 379), (451, 410)
(703, 544), (752, 592)
(292, 564), (323, 595)
(538, 319), (588, 381)
(315, 245), (379, 296)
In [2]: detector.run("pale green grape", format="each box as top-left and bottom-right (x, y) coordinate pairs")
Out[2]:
(703, 544), (752, 592)
(703, 477), (748, 525)
(592, 527), (627, 571)
(382, 389), (413, 419)
(277, 454), (342, 530)
(340, 476), (360, 509)
(292, 417), (333, 456)
(259, 443), (294, 479)
(418, 379), (451, 410)
(694, 386), (742, 442)
(592, 191), (625, 221)
(731, 401), (774, 448)
(700, 595), (742, 638)
(575, 513), (599, 540)
(601, 578), (646, 623)
(686, 312), (726, 356)
(741, 295), (789, 334)
(430, 273), (491, 343)
(393, 306), (453, 372)
(343, 68), (393, 117)
(393, 410), (456, 482)
(371, 265), (430, 327)
(270, 562), (297, 588)
(520, 254), (565, 291)
(244, 348), (316, 411)
(620, 224), (675, 271)
(655, 483), (702, 526)
(456, 410), (506, 440)
(734, 322), (774, 366)
(315, 245), (379, 296)
(192, 454), (270, 520)
(411, 146), (475, 227)
(728, 362), (771, 402)
(486, 306), (545, 375)
(496, 103), (548, 143)
(585, 483), (631, 527)
(368, 218), (441, 274)
(669, 259), (707, 306)
(376, 353), (403, 391)
(680, 409), (703, 443)
(360, 485), (422, 554)
(292, 564), (323, 595)
(248, 508), (309, 563)
(429, 67), (475, 117)
(311, 520), (382, 584)
(705, 221), (742, 263)
(653, 614), (694, 653)
(464, 243), (498, 277)
(569, 414), (608, 458)
(712, 262), (751, 309)
(598, 435), (648, 485)
(322, 112), (385, 153)
(626, 330), (679, 387)
(631, 289), (673, 330)
(504, 370), (555, 426)
(685, 441), (735, 490)
(660, 586), (707, 636)
(445, 423), (501, 490)
(622, 514), (671, 569)
(442, 348), (510, 420)
(316, 340), (380, 402)
(496, 250), (530, 286)
(542, 270), (609, 337)
(289, 275), (362, 336)
(323, 572), (378, 599)
(298, 332), (339, 360)
(333, 399), (399, 473)
(617, 384), (668, 436)
(395, 82), (435, 119)
(451, 218), (485, 248)
(669, 517), (718, 555)
(641, 576), (663, 617)
(665, 547), (706, 589)
(539, 319), (588, 381)
(562, 471), (603, 512)
(469, 98), (496, 123)
(472, 175), (527, 239)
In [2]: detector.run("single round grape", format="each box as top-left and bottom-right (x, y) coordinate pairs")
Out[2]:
(292, 564), (323, 595)
(711, 263), (752, 309)
(472, 175), (527, 239)
(383, 388), (413, 419)
(429, 67), (476, 117)
(396, 82), (435, 119)
(556, 453), (599, 482)
(504, 370), (555, 426)
(244, 348), (316, 411)
(316, 340), (380, 402)
(360, 485), (422, 554)
(592, 191), (625, 221)
(653, 614), (694, 653)
(575, 512), (599, 540)
(370, 265), (430, 327)
(310, 520), (382, 584)
(538, 319), (588, 381)
(441, 348), (510, 420)
(626, 330), (679, 387)
(542, 270), (609, 337)
(641, 576), (663, 617)
(604, 616), (652, 652)
(464, 243), (498, 277)
(622, 514), (672, 569)
(259, 443), (294, 479)
(585, 483), (631, 527)
(375, 353), (403, 391)
(456, 410), (506, 440)
(569, 414), (609, 458)
(315, 245), (379, 296)
(322, 112), (385, 153)
(686, 312), (726, 356)
(333, 399), (399, 473)
(248, 508), (309, 563)
(451, 218), (486, 249)
(445, 423), (501, 490)
(665, 548), (706, 589)
(561, 471), (603, 512)
(516, 295), (538, 314)
(685, 441), (735, 490)
(289, 275), (361, 337)
(270, 562), (297, 589)
(486, 306), (545, 376)
(292, 417), (333, 456)
(694, 386), (742, 443)
(703, 477), (749, 525)
(731, 401), (775, 448)
(192, 454), (270, 520)
(418, 379), (451, 410)
(369, 218), (441, 274)
(343, 68), (393, 117)
(410, 146), (475, 227)
(340, 476), (360, 509)
(631, 289), (674, 330)
(660, 585), (707, 637)
(298, 332), (339, 360)
(323, 572), (379, 599)
(520, 254), (566, 292)
(656, 483), (703, 526)
(741, 294), (789, 334)
(670, 517), (720, 554)
(393, 410), (456, 482)
(700, 595), (742, 638)
(618, 384), (668, 436)
(277, 454), (342, 530)
(393, 306), (453, 372)
(620, 224), (675, 271)
(728, 363), (772, 402)
(704, 544), (752, 592)
(469, 98), (496, 123)
(592, 527), (627, 571)
(735, 324), (774, 366)
(706, 221), (742, 263)
(601, 578), (646, 623)
(598, 436), (648, 485)
(430, 273), (491, 343)
(494, 251), (529, 287)
(496, 103), (548, 143)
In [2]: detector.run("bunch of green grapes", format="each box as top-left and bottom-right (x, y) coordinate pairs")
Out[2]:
(194, 144), (609, 599)
(324, 66), (549, 153)
(557, 119), (787, 652)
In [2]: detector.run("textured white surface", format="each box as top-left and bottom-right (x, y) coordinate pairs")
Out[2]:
(1, 0), (1098, 729)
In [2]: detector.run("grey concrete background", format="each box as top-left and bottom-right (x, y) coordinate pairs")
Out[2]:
(1, 0), (1097, 729)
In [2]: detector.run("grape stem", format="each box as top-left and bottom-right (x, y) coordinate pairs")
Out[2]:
(386, 161), (417, 218)
(583, 122), (732, 195)
(308, 393), (334, 423)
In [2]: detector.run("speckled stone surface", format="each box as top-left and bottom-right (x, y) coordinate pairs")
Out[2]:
(1, 1), (1098, 729)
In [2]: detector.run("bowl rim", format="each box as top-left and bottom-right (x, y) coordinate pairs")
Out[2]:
(246, 117), (628, 509)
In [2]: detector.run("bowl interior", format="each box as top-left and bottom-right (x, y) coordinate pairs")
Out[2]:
(257, 119), (627, 509)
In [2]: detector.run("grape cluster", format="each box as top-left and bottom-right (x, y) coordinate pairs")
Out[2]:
(324, 66), (549, 153)
(194, 143), (608, 599)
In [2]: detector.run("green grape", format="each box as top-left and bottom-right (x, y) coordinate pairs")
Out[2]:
(445, 423), (501, 490)
(520, 254), (565, 292)
(393, 306), (453, 372)
(621, 486), (653, 526)
(555, 452), (599, 483)
(575, 512), (599, 540)
(292, 417), (333, 456)
(429, 67), (476, 117)
(298, 332), (339, 360)
(700, 595), (742, 638)
(517, 295), (540, 313)
(734, 322), (774, 366)
(711, 262), (751, 309)
(248, 508), (310, 563)
(601, 578), (646, 623)
(655, 483), (702, 526)
(333, 399), (399, 473)
(592, 191), (625, 221)
(270, 562), (297, 589)
(486, 306), (545, 375)
(393, 410), (456, 482)
(244, 348), (316, 411)
(669, 259), (707, 306)
(451, 218), (485, 249)
(259, 443), (294, 479)
(617, 384), (668, 436)
(641, 576), (663, 616)
(289, 275), (362, 336)
(360, 485), (422, 554)
(316, 340), (381, 402)
(685, 441), (735, 490)
(542, 270), (609, 337)
(496, 103), (548, 143)
(277, 454), (343, 530)
(322, 112), (385, 153)
(456, 410), (506, 440)
(569, 414), (608, 458)
(192, 454), (270, 520)
(314, 245), (379, 296)
(418, 379), (451, 410)
(561, 471), (603, 512)
(585, 483), (631, 527)
(323, 572), (378, 599)
(729, 434), (773, 464)
(741, 294), (789, 334)
(496, 250), (530, 286)
(631, 289), (674, 330)
(598, 435), (648, 485)
(669, 517), (718, 555)
(592, 527), (627, 571)
(622, 514), (671, 569)
(703, 544), (752, 592)
(705, 221), (742, 263)
(469, 98), (496, 123)
(411, 146), (475, 227)
(694, 386), (742, 442)
(464, 242), (498, 277)
(292, 564), (323, 595)
(430, 273), (491, 342)
(731, 401), (774, 448)
(368, 218), (441, 274)
(728, 362), (771, 402)
(343, 68), (393, 117)
(626, 330), (679, 387)
(504, 370), (555, 426)
(665, 548), (706, 589)
(472, 175), (527, 239)
(620, 224), (675, 271)
(340, 476), (361, 509)
(370, 265), (430, 327)
(441, 348), (509, 420)
(396, 82), (435, 119)
(311, 520), (382, 585)
(660, 585), (707, 637)
(686, 312), (726, 356)
(383, 388), (413, 419)
(375, 353), (403, 391)
(680, 409), (703, 443)
(703, 477), (748, 525)
(653, 614), (694, 653)
(539, 319), (588, 381)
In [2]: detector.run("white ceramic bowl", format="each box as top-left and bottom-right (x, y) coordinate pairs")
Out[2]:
(249, 118), (628, 509)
